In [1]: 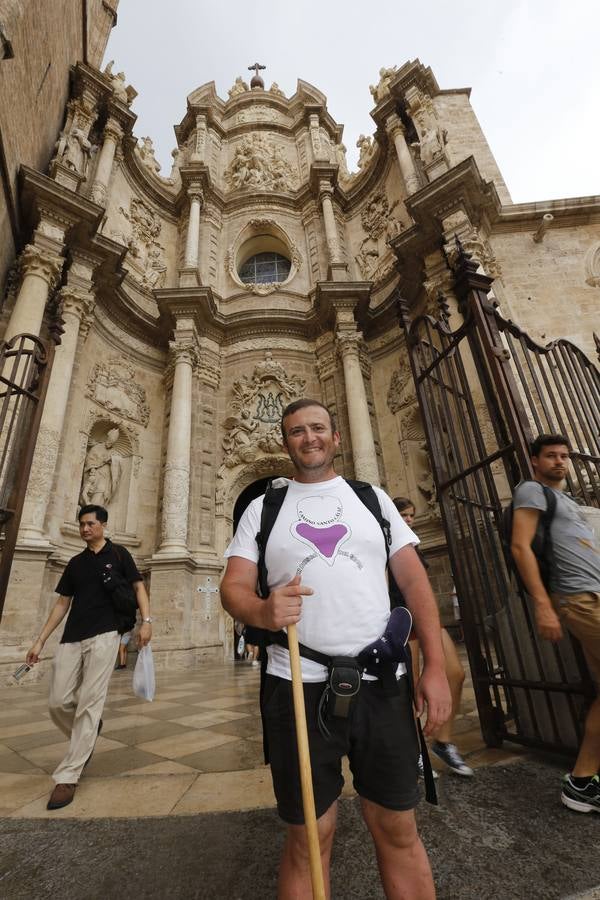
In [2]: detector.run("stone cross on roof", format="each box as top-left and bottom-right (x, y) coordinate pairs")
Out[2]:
(248, 62), (266, 89)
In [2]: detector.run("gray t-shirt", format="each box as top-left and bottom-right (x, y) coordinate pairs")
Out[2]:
(512, 481), (600, 595)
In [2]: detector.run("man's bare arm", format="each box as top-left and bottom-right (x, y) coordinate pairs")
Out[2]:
(389, 545), (451, 735)
(511, 507), (562, 641)
(220, 556), (313, 632)
(26, 596), (71, 665)
(133, 580), (152, 648)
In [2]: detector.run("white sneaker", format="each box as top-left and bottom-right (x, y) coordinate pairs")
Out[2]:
(251, 660), (259, 667)
(431, 741), (474, 777)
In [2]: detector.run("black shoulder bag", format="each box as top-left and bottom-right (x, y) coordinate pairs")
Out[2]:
(101, 545), (138, 635)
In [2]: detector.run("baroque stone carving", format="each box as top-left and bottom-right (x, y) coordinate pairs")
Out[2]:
(387, 358), (415, 413)
(269, 82), (285, 97)
(228, 76), (249, 98)
(103, 60), (135, 106)
(356, 134), (376, 171)
(224, 134), (297, 193)
(237, 105), (275, 125)
(86, 357), (150, 427)
(407, 89), (447, 167)
(584, 242), (600, 287)
(369, 66), (398, 104)
(225, 218), (302, 294)
(354, 192), (402, 280)
(221, 352), (306, 468)
(136, 136), (161, 175)
(110, 198), (167, 291)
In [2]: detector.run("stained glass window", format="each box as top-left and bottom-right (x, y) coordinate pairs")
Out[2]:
(238, 252), (291, 285)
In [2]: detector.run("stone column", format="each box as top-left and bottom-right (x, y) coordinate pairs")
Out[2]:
(158, 342), (197, 555)
(386, 114), (420, 196)
(318, 181), (343, 265)
(183, 184), (203, 269)
(91, 117), (122, 206)
(4, 245), (63, 342)
(19, 289), (95, 544)
(336, 323), (379, 485)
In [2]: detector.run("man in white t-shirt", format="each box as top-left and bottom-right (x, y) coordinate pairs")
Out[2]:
(221, 399), (451, 899)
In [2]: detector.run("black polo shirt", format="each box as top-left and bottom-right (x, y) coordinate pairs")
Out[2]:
(56, 539), (142, 644)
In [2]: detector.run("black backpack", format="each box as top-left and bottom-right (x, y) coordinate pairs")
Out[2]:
(101, 545), (138, 635)
(501, 481), (557, 591)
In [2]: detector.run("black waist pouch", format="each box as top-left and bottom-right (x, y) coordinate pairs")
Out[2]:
(317, 656), (362, 740)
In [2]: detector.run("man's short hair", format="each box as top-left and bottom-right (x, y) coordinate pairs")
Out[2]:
(393, 497), (415, 513)
(280, 399), (336, 441)
(530, 434), (571, 457)
(78, 504), (108, 523)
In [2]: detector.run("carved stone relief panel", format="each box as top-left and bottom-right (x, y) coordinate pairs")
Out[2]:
(224, 134), (298, 193)
(220, 353), (306, 470)
(355, 192), (403, 282)
(109, 197), (167, 291)
(86, 356), (150, 427)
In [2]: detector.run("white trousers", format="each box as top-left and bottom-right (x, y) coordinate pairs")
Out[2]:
(49, 630), (120, 784)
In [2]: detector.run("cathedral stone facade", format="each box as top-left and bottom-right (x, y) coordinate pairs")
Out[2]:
(1, 56), (598, 673)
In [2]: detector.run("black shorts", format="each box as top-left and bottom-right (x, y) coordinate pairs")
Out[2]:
(262, 674), (420, 825)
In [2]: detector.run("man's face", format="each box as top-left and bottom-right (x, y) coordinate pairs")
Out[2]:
(79, 513), (105, 543)
(282, 406), (340, 478)
(531, 444), (570, 485)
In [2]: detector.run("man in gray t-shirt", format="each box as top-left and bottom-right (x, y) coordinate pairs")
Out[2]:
(511, 434), (600, 815)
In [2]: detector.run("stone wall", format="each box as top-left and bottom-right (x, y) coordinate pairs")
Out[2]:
(0, 0), (118, 293)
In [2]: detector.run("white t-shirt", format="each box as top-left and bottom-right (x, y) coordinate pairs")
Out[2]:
(224, 476), (418, 681)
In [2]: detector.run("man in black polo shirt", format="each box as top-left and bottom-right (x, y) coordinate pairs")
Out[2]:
(26, 504), (152, 810)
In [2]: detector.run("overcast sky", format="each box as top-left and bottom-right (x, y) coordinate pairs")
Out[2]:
(103, 0), (599, 204)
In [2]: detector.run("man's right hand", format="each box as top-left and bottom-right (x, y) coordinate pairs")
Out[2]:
(261, 575), (313, 631)
(26, 639), (44, 666)
(535, 603), (563, 642)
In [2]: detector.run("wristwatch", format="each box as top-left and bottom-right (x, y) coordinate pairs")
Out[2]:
(142, 617), (153, 624)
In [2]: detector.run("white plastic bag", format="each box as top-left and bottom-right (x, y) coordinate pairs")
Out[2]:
(237, 634), (245, 657)
(132, 644), (155, 701)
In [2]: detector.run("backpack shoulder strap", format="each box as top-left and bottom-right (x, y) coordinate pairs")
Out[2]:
(345, 479), (391, 562)
(256, 482), (289, 598)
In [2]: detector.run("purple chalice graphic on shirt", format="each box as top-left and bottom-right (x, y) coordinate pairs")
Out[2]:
(291, 495), (350, 565)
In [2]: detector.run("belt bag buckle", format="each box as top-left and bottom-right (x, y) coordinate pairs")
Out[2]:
(327, 656), (361, 719)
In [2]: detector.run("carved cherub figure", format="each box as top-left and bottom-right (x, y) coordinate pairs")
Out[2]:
(228, 76), (249, 98)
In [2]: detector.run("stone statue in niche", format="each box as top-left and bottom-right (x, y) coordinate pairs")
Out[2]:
(369, 66), (398, 104)
(80, 427), (122, 507)
(224, 134), (296, 192)
(416, 440), (440, 518)
(60, 126), (92, 176)
(228, 76), (249, 97)
(410, 107), (447, 167)
(222, 410), (259, 466)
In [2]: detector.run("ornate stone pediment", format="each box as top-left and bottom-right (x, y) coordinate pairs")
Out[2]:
(221, 353), (305, 468)
(86, 357), (150, 427)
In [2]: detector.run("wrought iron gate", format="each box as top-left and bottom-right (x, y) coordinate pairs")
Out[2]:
(400, 247), (600, 753)
(0, 316), (62, 620)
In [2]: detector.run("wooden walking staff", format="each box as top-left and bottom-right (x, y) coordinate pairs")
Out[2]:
(287, 622), (326, 900)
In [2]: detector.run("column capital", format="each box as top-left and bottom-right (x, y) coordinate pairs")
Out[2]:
(335, 328), (362, 359)
(385, 113), (405, 138)
(318, 179), (334, 203)
(18, 244), (63, 290)
(168, 340), (200, 371)
(57, 287), (96, 322)
(104, 117), (124, 143)
(187, 183), (204, 205)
